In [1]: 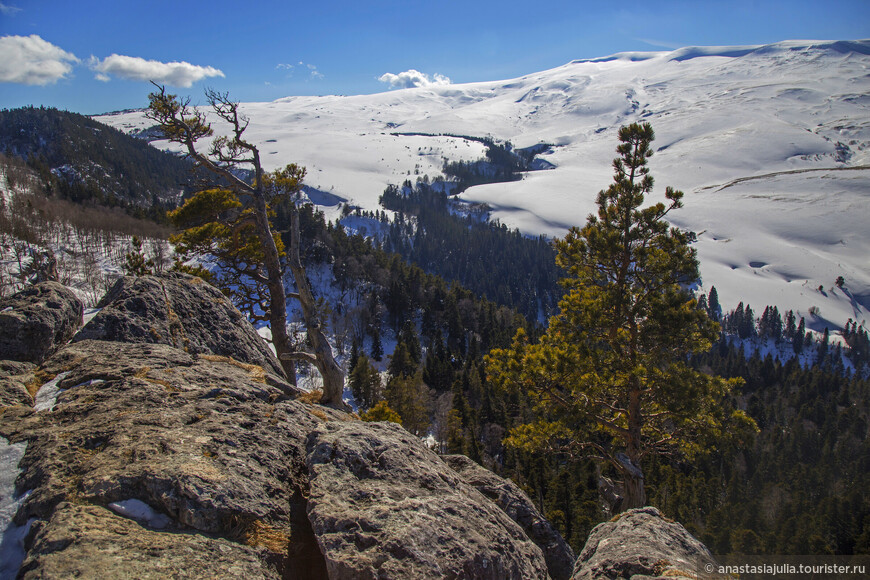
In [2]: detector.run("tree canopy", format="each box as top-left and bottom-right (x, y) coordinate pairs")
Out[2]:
(487, 122), (755, 511)
(146, 85), (346, 407)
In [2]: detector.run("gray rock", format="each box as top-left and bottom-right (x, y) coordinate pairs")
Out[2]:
(74, 273), (284, 376)
(0, 360), (36, 407)
(19, 502), (280, 579)
(570, 507), (716, 580)
(444, 454), (576, 580)
(0, 282), (83, 364)
(306, 421), (550, 579)
(1, 339), (328, 579)
(1, 274), (564, 580)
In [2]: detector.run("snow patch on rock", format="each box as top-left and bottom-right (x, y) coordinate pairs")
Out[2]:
(108, 499), (171, 529)
(0, 437), (33, 580)
(33, 371), (71, 412)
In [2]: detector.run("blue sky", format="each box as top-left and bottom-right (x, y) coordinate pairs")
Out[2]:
(1, 0), (868, 115)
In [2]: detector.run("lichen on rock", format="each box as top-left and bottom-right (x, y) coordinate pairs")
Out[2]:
(305, 421), (550, 579)
(571, 507), (717, 580)
(0, 275), (574, 579)
(0, 281), (83, 365)
(73, 273), (284, 376)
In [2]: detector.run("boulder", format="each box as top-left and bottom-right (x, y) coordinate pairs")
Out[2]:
(1, 272), (569, 580)
(306, 421), (550, 579)
(570, 507), (717, 580)
(444, 454), (576, 580)
(1, 339), (328, 580)
(0, 360), (36, 407)
(73, 273), (284, 376)
(20, 502), (280, 579)
(0, 282), (83, 364)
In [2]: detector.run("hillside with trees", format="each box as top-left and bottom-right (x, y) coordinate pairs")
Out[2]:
(0, 153), (172, 303)
(0, 106), (195, 219)
(2, 110), (868, 560)
(378, 178), (561, 323)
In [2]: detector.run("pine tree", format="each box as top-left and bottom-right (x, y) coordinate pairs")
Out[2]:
(349, 354), (381, 410)
(708, 286), (722, 322)
(388, 340), (417, 379)
(785, 310), (797, 341)
(147, 86), (346, 408)
(445, 408), (466, 454)
(741, 304), (756, 339)
(818, 327), (830, 363)
(370, 327), (383, 362)
(759, 306), (783, 341)
(399, 321), (422, 368)
(729, 302), (745, 336)
(487, 123), (754, 511)
(123, 236), (154, 276)
(770, 306), (783, 341)
(384, 369), (430, 436)
(348, 337), (360, 374)
(794, 317), (806, 354)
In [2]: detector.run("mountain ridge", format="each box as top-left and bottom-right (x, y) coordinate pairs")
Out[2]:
(96, 38), (870, 332)
(569, 38), (870, 64)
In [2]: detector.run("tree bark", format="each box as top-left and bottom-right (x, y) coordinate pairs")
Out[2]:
(621, 377), (647, 511)
(284, 208), (347, 409)
(146, 86), (348, 398)
(617, 452), (647, 511)
(621, 469), (647, 510)
(250, 189), (297, 384)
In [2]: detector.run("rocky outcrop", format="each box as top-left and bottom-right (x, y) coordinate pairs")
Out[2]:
(571, 507), (717, 580)
(307, 422), (549, 579)
(444, 454), (576, 580)
(3, 338), (325, 579)
(0, 282), (83, 364)
(22, 502), (280, 579)
(0, 361), (36, 407)
(73, 273), (284, 376)
(1, 276), (568, 579)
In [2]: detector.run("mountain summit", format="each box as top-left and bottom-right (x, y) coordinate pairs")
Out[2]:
(99, 39), (870, 331)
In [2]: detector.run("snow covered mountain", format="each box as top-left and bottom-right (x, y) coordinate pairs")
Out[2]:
(98, 39), (870, 333)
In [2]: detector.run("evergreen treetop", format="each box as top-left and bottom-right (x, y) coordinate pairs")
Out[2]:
(487, 122), (755, 512)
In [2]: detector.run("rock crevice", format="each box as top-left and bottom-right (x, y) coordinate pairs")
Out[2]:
(0, 275), (570, 579)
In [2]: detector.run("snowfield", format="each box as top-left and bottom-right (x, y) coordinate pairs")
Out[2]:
(97, 39), (870, 332)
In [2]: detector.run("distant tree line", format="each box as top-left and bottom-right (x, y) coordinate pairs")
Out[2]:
(0, 153), (172, 303)
(651, 343), (870, 556)
(0, 106), (197, 221)
(699, 286), (870, 372)
(379, 179), (562, 322)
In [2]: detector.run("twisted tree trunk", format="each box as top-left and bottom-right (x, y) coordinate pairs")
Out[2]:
(282, 208), (347, 409)
(250, 189), (297, 384)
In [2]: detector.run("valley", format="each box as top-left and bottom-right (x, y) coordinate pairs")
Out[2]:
(98, 39), (870, 334)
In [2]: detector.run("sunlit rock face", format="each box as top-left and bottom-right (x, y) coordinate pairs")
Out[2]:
(0, 276), (563, 579)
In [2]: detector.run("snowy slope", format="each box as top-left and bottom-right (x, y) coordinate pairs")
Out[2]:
(97, 39), (870, 331)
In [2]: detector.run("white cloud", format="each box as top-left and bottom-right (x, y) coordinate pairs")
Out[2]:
(306, 63), (324, 80)
(378, 69), (451, 89)
(0, 35), (79, 85)
(277, 61), (323, 80)
(89, 54), (224, 87)
(0, 3), (22, 15)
